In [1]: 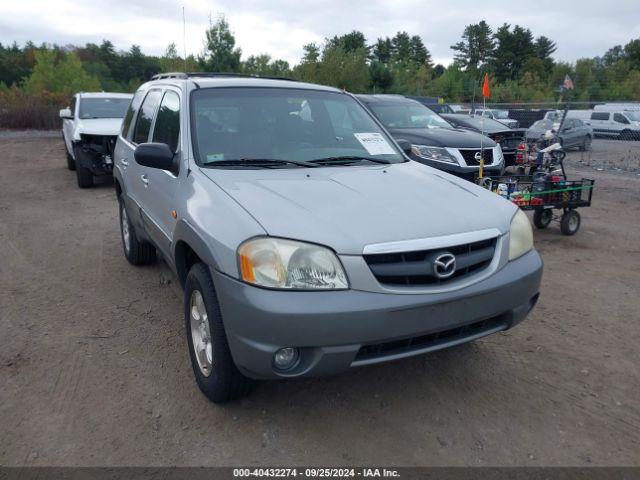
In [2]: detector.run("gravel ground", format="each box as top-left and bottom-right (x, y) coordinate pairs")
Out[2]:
(1, 135), (639, 467)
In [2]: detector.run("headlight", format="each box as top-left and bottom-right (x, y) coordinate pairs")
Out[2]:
(509, 210), (534, 261)
(411, 145), (459, 164)
(238, 237), (348, 290)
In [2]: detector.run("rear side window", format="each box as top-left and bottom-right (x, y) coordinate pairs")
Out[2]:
(122, 90), (145, 139)
(133, 90), (162, 144)
(152, 91), (180, 152)
(590, 112), (609, 121)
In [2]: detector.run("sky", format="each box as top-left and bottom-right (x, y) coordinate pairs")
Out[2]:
(2, 0), (640, 66)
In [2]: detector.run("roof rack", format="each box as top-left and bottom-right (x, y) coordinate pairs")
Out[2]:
(150, 72), (298, 82)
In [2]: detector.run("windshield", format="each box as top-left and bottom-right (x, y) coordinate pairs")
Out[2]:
(493, 110), (510, 119)
(531, 119), (555, 130)
(625, 111), (640, 121)
(191, 88), (404, 166)
(368, 103), (452, 129)
(79, 98), (131, 119)
(460, 115), (508, 130)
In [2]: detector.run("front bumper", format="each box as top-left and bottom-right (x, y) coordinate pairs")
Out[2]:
(72, 142), (113, 176)
(213, 249), (543, 379)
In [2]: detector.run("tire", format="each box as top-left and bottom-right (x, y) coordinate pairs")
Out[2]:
(620, 130), (633, 141)
(533, 209), (553, 229)
(63, 141), (76, 170)
(184, 263), (253, 403)
(119, 197), (156, 265)
(560, 210), (581, 236)
(66, 152), (76, 171)
(580, 136), (591, 151)
(76, 164), (94, 188)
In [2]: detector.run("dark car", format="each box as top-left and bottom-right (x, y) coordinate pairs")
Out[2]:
(356, 95), (503, 180)
(526, 118), (593, 150)
(406, 96), (455, 114)
(441, 114), (526, 166)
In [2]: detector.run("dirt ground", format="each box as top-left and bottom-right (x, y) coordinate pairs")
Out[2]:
(1, 134), (639, 467)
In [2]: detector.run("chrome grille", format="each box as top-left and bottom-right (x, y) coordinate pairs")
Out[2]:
(459, 148), (494, 166)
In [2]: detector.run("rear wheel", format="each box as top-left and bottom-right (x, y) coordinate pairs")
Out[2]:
(75, 164), (93, 188)
(184, 263), (253, 403)
(533, 209), (553, 229)
(119, 197), (156, 265)
(560, 210), (581, 236)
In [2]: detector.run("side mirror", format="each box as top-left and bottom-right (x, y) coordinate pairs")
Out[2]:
(59, 108), (73, 119)
(134, 143), (177, 172)
(396, 138), (413, 155)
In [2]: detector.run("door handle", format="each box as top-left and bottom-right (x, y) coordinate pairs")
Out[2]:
(141, 174), (149, 186)
(120, 159), (129, 168)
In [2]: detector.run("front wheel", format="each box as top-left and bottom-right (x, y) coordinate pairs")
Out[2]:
(533, 209), (553, 229)
(560, 210), (581, 236)
(76, 164), (93, 188)
(184, 263), (253, 403)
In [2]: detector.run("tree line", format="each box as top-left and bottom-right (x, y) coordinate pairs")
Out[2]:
(1, 16), (640, 124)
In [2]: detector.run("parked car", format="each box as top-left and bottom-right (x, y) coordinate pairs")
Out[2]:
(114, 73), (542, 403)
(473, 108), (520, 129)
(60, 92), (133, 188)
(356, 95), (504, 180)
(526, 118), (593, 150)
(406, 96), (455, 114)
(543, 109), (592, 124)
(441, 113), (526, 166)
(588, 111), (640, 140)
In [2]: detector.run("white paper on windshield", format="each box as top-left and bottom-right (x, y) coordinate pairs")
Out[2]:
(353, 133), (395, 155)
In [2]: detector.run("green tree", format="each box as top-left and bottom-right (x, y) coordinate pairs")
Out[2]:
(328, 31), (367, 53)
(369, 61), (394, 92)
(451, 20), (494, 71)
(23, 50), (100, 95)
(490, 24), (535, 81)
(199, 15), (241, 72)
(160, 42), (183, 72)
(242, 54), (291, 77)
(372, 37), (392, 64)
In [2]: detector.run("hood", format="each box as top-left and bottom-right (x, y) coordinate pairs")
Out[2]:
(201, 161), (515, 255)
(387, 127), (497, 149)
(74, 118), (124, 138)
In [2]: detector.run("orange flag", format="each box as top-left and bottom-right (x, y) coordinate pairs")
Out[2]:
(482, 73), (490, 98)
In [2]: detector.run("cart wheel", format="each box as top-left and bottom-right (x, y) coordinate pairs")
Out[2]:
(480, 177), (494, 189)
(560, 210), (581, 236)
(533, 209), (553, 229)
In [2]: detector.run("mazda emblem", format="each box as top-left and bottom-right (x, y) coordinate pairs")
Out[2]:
(433, 252), (456, 279)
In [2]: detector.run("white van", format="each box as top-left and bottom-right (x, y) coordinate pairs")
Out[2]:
(593, 103), (640, 112)
(588, 111), (640, 139)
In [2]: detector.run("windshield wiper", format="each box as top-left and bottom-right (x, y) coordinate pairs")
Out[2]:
(203, 158), (319, 169)
(309, 155), (394, 165)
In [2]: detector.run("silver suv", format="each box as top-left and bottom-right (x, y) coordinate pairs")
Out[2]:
(114, 73), (543, 402)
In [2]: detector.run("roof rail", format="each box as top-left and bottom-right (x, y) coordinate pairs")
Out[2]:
(150, 72), (298, 82)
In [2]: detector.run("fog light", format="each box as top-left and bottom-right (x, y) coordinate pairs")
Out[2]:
(273, 347), (299, 370)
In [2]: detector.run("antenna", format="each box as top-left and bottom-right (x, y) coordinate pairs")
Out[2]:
(182, 6), (187, 72)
